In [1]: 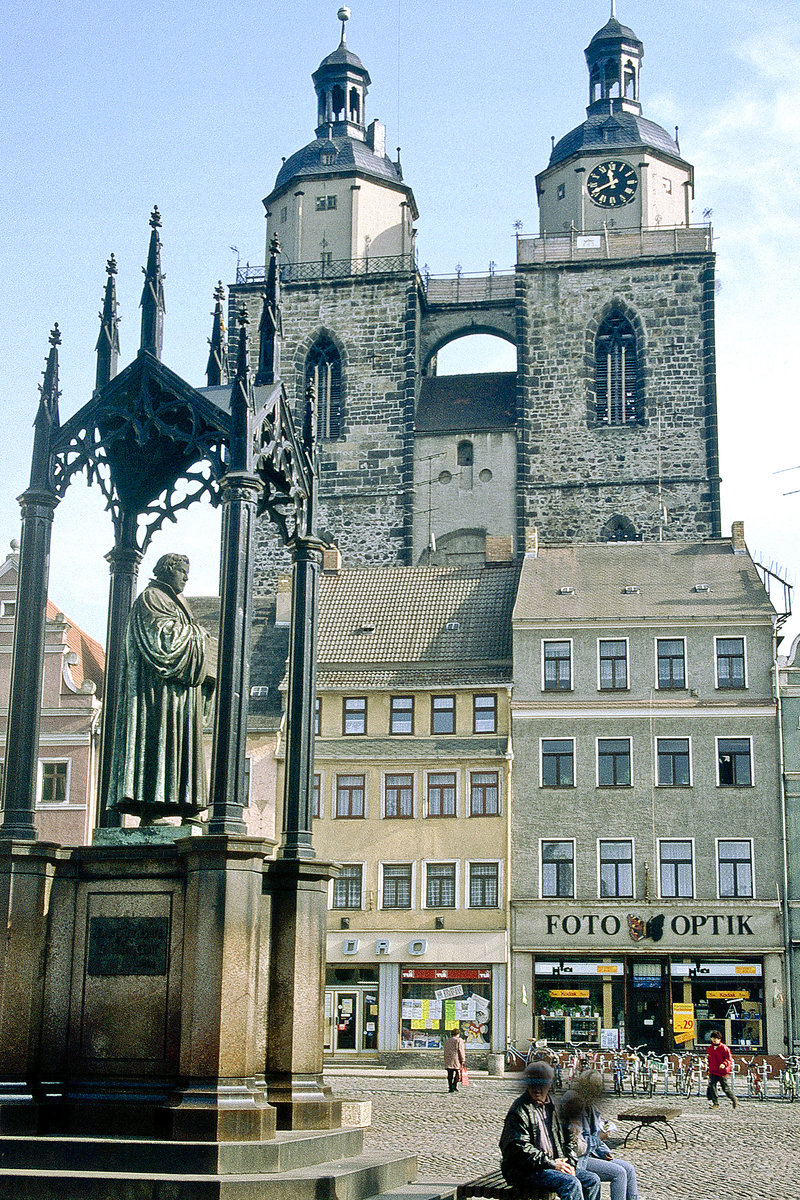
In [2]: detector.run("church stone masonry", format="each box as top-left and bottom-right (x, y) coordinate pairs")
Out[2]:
(229, 10), (721, 582)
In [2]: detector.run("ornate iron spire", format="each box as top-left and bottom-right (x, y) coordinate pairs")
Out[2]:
(30, 325), (61, 489)
(95, 254), (120, 391)
(140, 206), (165, 358)
(206, 281), (228, 386)
(256, 235), (282, 386)
(230, 306), (254, 472)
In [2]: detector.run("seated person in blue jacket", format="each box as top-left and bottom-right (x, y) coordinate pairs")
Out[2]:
(561, 1071), (640, 1200)
(500, 1062), (601, 1200)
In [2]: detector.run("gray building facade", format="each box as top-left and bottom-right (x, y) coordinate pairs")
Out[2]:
(509, 533), (787, 1054)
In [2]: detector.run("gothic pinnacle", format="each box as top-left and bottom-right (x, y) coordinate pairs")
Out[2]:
(140, 205), (165, 359)
(30, 324), (61, 490)
(206, 280), (228, 386)
(95, 253), (121, 391)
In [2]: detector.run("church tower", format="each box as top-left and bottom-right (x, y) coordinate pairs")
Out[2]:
(514, 8), (721, 543)
(231, 10), (420, 575)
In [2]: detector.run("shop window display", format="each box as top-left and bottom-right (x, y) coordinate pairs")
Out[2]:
(400, 967), (491, 1050)
(672, 960), (764, 1049)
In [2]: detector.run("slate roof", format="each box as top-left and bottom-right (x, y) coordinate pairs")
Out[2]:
(514, 541), (776, 625)
(549, 113), (681, 168)
(587, 16), (642, 49)
(318, 563), (520, 683)
(314, 43), (370, 76)
(314, 737), (509, 761)
(272, 135), (404, 197)
(415, 373), (516, 434)
(191, 595), (288, 732)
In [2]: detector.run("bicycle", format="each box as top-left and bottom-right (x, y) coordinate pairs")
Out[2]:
(779, 1054), (799, 1101)
(742, 1055), (768, 1100)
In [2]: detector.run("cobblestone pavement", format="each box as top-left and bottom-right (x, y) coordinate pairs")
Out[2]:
(328, 1073), (800, 1198)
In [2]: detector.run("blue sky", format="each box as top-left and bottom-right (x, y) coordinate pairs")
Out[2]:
(1, 0), (799, 646)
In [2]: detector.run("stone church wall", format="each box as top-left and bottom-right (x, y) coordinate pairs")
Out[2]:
(515, 252), (719, 543)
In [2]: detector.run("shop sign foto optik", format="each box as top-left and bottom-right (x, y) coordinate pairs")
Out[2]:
(545, 912), (758, 942)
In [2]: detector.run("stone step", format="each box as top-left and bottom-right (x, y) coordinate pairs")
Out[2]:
(362, 1183), (458, 1200)
(0, 1127), (364, 1176)
(0, 1149), (417, 1200)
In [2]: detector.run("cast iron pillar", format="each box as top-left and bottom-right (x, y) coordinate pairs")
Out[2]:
(279, 533), (324, 859)
(207, 309), (259, 836)
(96, 511), (142, 828)
(1, 329), (61, 841)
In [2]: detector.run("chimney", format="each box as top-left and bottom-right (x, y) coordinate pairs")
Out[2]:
(524, 526), (539, 558)
(485, 536), (514, 563)
(322, 545), (342, 573)
(731, 521), (746, 555)
(275, 572), (292, 626)
(367, 120), (386, 156)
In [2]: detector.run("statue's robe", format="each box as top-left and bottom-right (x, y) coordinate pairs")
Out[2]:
(109, 581), (209, 822)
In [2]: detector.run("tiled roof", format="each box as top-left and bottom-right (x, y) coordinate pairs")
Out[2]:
(514, 541), (776, 624)
(191, 595), (288, 732)
(318, 563), (520, 667)
(549, 113), (681, 167)
(311, 736), (509, 762)
(317, 667), (512, 689)
(415, 373), (516, 433)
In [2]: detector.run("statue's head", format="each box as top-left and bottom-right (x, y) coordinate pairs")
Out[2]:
(153, 553), (190, 595)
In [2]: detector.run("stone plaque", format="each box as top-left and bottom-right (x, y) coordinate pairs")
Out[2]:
(87, 915), (169, 977)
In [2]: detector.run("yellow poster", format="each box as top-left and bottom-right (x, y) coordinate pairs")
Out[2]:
(707, 990), (749, 1001)
(672, 1002), (696, 1044)
(550, 989), (590, 999)
(410, 1019), (425, 1029)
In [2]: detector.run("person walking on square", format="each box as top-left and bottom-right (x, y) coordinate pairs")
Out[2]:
(443, 1028), (466, 1092)
(706, 1029), (737, 1109)
(500, 1062), (601, 1200)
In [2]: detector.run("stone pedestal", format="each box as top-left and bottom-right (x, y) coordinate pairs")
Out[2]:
(264, 857), (342, 1129)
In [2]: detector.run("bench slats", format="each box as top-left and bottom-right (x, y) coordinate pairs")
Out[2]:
(456, 1170), (557, 1200)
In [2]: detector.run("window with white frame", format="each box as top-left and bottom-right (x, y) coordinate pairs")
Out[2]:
(660, 840), (693, 898)
(39, 760), (69, 805)
(312, 773), (321, 819)
(657, 738), (691, 786)
(597, 738), (631, 786)
(717, 738), (752, 786)
(426, 862), (456, 908)
(541, 739), (574, 787)
(656, 638), (686, 689)
(382, 863), (412, 909)
(243, 755), (252, 807)
(314, 696), (321, 735)
(470, 770), (499, 815)
(543, 640), (572, 691)
(599, 839), (634, 898)
(716, 637), (746, 689)
(384, 772), (413, 818)
(599, 639), (628, 689)
(718, 839), (753, 898)
(336, 774), (365, 817)
(541, 840), (575, 898)
(469, 861), (499, 908)
(332, 864), (363, 909)
(427, 772), (456, 817)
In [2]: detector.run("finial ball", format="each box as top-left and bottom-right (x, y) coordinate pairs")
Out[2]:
(338, 7), (350, 22)
(10, 539), (19, 553)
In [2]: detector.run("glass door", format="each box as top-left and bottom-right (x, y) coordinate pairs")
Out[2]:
(334, 990), (359, 1052)
(628, 960), (666, 1051)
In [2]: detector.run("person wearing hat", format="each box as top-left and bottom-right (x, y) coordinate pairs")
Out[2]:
(499, 1061), (601, 1200)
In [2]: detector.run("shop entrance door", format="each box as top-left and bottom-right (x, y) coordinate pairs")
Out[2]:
(628, 960), (666, 1051)
(333, 990), (359, 1052)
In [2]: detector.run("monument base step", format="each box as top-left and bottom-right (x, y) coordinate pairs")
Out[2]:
(362, 1185), (458, 1200)
(0, 1149), (417, 1200)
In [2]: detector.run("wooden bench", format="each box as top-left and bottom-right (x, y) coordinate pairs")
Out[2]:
(456, 1169), (558, 1200)
(617, 1107), (681, 1149)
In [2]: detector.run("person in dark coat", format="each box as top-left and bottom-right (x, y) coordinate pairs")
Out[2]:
(499, 1062), (601, 1200)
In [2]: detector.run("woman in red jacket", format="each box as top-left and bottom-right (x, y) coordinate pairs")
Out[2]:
(706, 1029), (737, 1109)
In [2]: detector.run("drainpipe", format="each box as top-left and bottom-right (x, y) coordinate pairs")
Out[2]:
(774, 635), (795, 1050)
(505, 687), (514, 1057)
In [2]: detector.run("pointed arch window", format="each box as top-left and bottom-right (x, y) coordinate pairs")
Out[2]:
(306, 335), (343, 440)
(595, 311), (641, 426)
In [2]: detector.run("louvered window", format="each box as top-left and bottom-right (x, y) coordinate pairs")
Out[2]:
(306, 335), (343, 440)
(595, 312), (640, 425)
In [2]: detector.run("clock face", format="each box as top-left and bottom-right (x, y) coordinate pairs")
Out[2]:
(586, 160), (638, 208)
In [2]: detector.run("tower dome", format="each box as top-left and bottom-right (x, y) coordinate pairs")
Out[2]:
(263, 9), (417, 269)
(535, 10), (693, 234)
